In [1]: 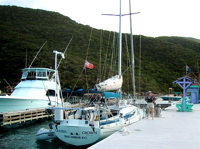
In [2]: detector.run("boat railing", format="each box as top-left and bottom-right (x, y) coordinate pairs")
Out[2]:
(22, 76), (49, 80)
(21, 68), (55, 81)
(100, 107), (119, 126)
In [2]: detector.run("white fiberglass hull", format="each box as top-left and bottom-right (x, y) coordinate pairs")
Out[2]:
(0, 67), (64, 113)
(54, 123), (101, 146)
(95, 75), (123, 91)
(53, 106), (144, 146)
(53, 120), (122, 146)
(36, 128), (57, 141)
(0, 96), (62, 113)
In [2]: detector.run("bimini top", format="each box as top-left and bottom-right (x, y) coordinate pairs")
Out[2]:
(62, 89), (121, 99)
(21, 68), (55, 80)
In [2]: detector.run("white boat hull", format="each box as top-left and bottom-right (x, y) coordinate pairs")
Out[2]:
(36, 128), (57, 141)
(0, 96), (62, 113)
(52, 105), (144, 146)
(0, 67), (64, 113)
(54, 124), (101, 146)
(95, 75), (123, 91)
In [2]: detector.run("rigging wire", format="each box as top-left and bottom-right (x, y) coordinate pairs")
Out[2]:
(139, 35), (142, 95)
(68, 68), (85, 98)
(125, 34), (131, 94)
(109, 32), (118, 76)
(84, 28), (93, 90)
(96, 30), (103, 84)
(102, 31), (111, 81)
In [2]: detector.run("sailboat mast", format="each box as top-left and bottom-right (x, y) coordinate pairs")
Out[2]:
(118, 0), (122, 76)
(117, 0), (122, 96)
(129, 0), (136, 99)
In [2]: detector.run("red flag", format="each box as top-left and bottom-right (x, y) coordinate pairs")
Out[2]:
(84, 61), (94, 69)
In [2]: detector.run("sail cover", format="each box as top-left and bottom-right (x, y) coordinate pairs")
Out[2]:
(95, 75), (123, 91)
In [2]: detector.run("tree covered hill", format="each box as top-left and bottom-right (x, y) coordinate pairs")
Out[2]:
(1, 5), (200, 94)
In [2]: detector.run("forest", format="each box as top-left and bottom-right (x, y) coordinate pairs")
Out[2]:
(1, 6), (200, 95)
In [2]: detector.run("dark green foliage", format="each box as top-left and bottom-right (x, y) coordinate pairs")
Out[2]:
(1, 6), (200, 94)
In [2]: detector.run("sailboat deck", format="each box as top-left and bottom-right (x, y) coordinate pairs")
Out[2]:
(89, 103), (200, 149)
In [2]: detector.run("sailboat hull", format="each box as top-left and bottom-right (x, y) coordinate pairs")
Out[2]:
(95, 75), (123, 91)
(53, 121), (122, 146)
(53, 121), (101, 146)
(52, 105), (144, 146)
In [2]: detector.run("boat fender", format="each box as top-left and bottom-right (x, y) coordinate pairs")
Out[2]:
(89, 112), (95, 128)
(119, 116), (125, 125)
(54, 109), (63, 122)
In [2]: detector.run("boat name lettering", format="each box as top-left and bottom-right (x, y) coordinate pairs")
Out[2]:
(55, 129), (67, 133)
(64, 135), (87, 139)
(82, 131), (97, 135)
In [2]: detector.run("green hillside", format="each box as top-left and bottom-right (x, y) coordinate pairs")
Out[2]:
(1, 5), (200, 94)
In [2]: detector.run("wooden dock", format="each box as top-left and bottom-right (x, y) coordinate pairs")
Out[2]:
(0, 108), (52, 127)
(0, 103), (86, 128)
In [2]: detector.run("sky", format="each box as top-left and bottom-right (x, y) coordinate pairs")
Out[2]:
(1, 0), (200, 39)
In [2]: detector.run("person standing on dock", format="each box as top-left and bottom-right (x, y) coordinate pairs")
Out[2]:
(145, 91), (157, 120)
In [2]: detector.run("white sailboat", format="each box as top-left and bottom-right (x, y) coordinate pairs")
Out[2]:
(0, 50), (69, 113)
(47, 0), (144, 146)
(95, 75), (123, 91)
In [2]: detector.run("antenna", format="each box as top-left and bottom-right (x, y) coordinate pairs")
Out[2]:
(25, 48), (27, 68)
(57, 37), (73, 69)
(29, 41), (47, 68)
(4, 79), (13, 91)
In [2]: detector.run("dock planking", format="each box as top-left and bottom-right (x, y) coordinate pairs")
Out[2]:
(0, 108), (52, 127)
(89, 104), (200, 149)
(0, 103), (86, 128)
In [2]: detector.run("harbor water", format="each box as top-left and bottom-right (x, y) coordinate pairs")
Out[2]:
(0, 119), (90, 149)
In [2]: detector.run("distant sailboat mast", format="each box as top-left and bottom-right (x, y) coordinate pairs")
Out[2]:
(128, 0), (140, 99)
(129, 0), (135, 99)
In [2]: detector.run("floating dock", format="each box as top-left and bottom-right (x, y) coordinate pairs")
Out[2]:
(89, 103), (200, 149)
